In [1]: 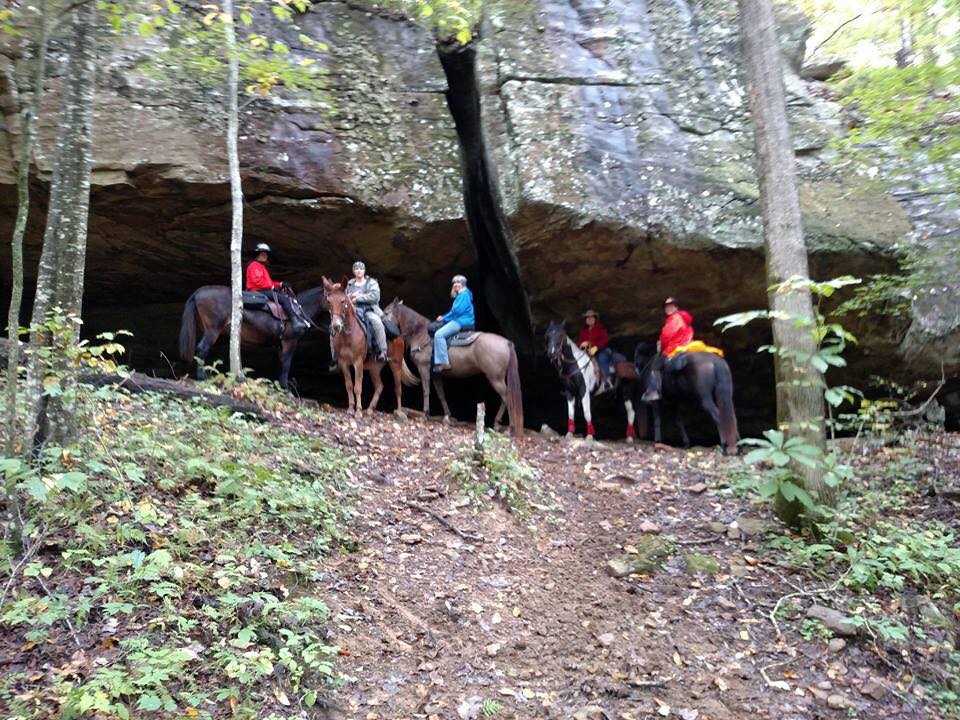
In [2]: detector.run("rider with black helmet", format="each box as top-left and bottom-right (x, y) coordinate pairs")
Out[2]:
(245, 243), (308, 334)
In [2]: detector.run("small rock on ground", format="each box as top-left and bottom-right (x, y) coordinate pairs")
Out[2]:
(807, 604), (858, 636)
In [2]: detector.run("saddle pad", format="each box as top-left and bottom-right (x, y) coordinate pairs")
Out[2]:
(448, 331), (480, 347)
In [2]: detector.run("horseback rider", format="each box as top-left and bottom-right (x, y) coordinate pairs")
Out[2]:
(641, 297), (694, 402)
(328, 261), (387, 370)
(433, 274), (475, 373)
(578, 309), (614, 394)
(245, 243), (309, 334)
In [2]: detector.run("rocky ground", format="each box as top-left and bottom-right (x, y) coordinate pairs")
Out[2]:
(290, 410), (951, 720)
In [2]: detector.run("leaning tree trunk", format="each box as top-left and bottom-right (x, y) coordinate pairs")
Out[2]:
(20, 1), (97, 453)
(5, 13), (50, 458)
(223, 0), (244, 381)
(738, 0), (833, 523)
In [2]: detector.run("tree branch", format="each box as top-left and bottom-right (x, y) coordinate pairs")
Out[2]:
(810, 14), (862, 57)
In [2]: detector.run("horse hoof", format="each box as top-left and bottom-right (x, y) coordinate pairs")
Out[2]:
(394, 409), (407, 421)
(586, 434), (595, 442)
(442, 416), (451, 425)
(625, 436), (634, 445)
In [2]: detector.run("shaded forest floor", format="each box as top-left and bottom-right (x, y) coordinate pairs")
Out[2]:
(0, 379), (957, 719)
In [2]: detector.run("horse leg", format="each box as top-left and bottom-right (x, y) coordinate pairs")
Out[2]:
(624, 398), (636, 444)
(653, 402), (662, 444)
(340, 365), (355, 412)
(367, 365), (385, 415)
(489, 375), (509, 430)
(675, 406), (691, 448)
(582, 391), (595, 439)
(278, 340), (294, 390)
(419, 364), (431, 415)
(352, 360), (364, 415)
(434, 377), (452, 423)
(566, 394), (576, 437)
(389, 341), (405, 418)
(195, 329), (219, 380)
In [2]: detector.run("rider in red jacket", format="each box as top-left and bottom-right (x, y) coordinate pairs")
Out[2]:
(642, 297), (693, 402)
(577, 310), (613, 393)
(245, 243), (308, 333)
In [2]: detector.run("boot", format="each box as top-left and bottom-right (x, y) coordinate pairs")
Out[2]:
(375, 349), (387, 363)
(641, 370), (661, 402)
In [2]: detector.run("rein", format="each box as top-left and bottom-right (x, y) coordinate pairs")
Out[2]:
(550, 335), (592, 383)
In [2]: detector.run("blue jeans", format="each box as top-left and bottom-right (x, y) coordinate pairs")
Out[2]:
(596, 347), (612, 376)
(433, 320), (461, 366)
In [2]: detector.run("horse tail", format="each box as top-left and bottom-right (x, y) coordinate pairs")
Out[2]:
(401, 358), (420, 386)
(713, 358), (739, 454)
(505, 341), (524, 437)
(179, 292), (199, 363)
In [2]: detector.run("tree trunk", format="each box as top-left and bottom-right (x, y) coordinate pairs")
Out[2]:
(895, 17), (914, 68)
(5, 10), (49, 458)
(223, 0), (244, 380)
(738, 0), (833, 521)
(20, 1), (97, 453)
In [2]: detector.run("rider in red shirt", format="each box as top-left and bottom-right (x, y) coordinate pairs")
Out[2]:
(245, 243), (308, 333)
(577, 309), (613, 393)
(642, 297), (693, 402)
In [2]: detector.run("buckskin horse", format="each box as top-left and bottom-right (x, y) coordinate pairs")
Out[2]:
(383, 299), (524, 436)
(633, 341), (739, 454)
(323, 278), (414, 416)
(179, 285), (327, 389)
(545, 321), (641, 441)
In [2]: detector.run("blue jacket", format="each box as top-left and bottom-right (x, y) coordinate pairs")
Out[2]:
(442, 287), (475, 327)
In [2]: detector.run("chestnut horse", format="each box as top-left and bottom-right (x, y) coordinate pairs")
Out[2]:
(323, 278), (412, 415)
(383, 299), (524, 436)
(179, 285), (327, 389)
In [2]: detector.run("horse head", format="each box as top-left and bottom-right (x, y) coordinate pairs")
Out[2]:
(544, 321), (568, 366)
(383, 298), (402, 326)
(322, 276), (349, 336)
(633, 340), (658, 373)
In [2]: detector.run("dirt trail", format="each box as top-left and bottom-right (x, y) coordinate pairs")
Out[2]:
(303, 412), (926, 720)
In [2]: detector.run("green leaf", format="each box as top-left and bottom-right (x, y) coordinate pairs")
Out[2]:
(240, 11), (252, 25)
(136, 694), (163, 711)
(20, 477), (49, 502)
(757, 477), (779, 497)
(456, 28), (472, 44)
(138, 20), (155, 37)
(54, 472), (87, 492)
(743, 448), (771, 465)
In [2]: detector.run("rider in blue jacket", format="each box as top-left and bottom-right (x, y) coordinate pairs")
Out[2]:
(433, 274), (475, 372)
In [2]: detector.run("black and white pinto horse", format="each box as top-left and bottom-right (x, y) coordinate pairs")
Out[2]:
(545, 321), (639, 440)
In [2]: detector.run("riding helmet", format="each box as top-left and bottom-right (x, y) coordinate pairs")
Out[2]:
(583, 309), (599, 319)
(451, 274), (467, 286)
(664, 297), (680, 307)
(254, 242), (272, 254)
(352, 260), (366, 272)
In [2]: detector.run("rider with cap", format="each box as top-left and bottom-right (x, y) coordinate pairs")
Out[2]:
(433, 274), (474, 372)
(345, 261), (388, 363)
(578, 309), (613, 393)
(245, 243), (308, 333)
(642, 296), (694, 402)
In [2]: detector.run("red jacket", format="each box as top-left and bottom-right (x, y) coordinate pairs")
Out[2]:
(246, 260), (280, 292)
(577, 322), (609, 351)
(660, 310), (694, 356)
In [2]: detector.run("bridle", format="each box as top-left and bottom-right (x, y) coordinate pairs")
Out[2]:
(327, 293), (354, 337)
(548, 331), (592, 382)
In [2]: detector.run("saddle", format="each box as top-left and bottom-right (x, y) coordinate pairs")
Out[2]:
(242, 291), (287, 321)
(355, 308), (401, 356)
(448, 331), (480, 348)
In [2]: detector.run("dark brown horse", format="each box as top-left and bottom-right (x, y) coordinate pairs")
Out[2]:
(383, 299), (524, 436)
(179, 285), (327, 388)
(323, 278), (413, 416)
(633, 342), (739, 454)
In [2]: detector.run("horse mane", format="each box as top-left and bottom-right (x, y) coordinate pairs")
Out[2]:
(390, 301), (431, 345)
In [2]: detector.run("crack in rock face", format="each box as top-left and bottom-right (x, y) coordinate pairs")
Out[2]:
(0, 0), (956, 426)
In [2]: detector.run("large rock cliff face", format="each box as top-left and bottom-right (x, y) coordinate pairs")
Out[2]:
(0, 0), (954, 425)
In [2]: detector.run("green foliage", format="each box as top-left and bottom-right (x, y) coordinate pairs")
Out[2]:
(0, 378), (348, 717)
(716, 276), (861, 510)
(481, 697), (503, 716)
(375, 0), (482, 44)
(448, 433), (539, 515)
